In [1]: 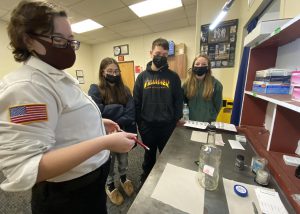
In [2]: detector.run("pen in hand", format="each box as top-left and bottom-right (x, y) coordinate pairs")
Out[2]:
(132, 136), (150, 151)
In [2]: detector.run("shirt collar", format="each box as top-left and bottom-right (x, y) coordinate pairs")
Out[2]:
(25, 56), (78, 84)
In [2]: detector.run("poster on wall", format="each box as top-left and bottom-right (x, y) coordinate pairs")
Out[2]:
(200, 19), (238, 68)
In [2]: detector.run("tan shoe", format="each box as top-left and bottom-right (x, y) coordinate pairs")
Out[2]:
(120, 179), (134, 197)
(105, 186), (124, 205)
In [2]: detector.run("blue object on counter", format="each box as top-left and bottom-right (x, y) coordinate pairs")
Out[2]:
(234, 184), (248, 197)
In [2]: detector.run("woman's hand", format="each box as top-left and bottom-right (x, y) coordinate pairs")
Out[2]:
(102, 132), (136, 153)
(103, 118), (120, 134)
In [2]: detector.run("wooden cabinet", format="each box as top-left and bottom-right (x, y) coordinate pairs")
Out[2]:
(168, 54), (187, 80)
(240, 16), (300, 212)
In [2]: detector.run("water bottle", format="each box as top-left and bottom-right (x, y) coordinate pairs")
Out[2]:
(183, 103), (189, 121)
(197, 125), (222, 191)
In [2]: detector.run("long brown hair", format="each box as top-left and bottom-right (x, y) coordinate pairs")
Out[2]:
(7, 0), (67, 62)
(183, 54), (214, 100)
(98, 57), (130, 105)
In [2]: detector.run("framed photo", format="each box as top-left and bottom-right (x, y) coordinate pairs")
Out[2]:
(76, 70), (83, 77)
(120, 44), (129, 55)
(113, 44), (129, 56)
(200, 19), (238, 68)
(77, 76), (84, 84)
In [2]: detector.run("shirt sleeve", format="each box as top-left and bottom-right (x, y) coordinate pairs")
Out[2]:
(115, 95), (135, 127)
(0, 80), (59, 191)
(133, 74), (143, 126)
(212, 79), (223, 119)
(173, 74), (183, 122)
(88, 84), (104, 112)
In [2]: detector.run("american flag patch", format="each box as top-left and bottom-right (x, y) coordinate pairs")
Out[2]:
(9, 104), (48, 124)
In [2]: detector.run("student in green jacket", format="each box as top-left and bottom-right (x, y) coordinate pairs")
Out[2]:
(182, 54), (223, 122)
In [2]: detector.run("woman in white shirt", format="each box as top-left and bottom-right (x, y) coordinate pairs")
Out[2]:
(0, 1), (135, 213)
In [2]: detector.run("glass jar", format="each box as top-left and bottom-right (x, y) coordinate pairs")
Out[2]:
(197, 144), (222, 191)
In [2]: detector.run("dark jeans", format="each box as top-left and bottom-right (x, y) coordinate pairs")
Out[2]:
(139, 121), (176, 182)
(31, 158), (110, 214)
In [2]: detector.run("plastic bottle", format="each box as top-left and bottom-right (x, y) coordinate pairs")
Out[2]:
(183, 103), (189, 121)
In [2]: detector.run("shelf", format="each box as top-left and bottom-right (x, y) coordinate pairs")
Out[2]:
(241, 12), (300, 213)
(244, 19), (291, 47)
(239, 126), (300, 213)
(254, 14), (300, 49)
(245, 91), (300, 113)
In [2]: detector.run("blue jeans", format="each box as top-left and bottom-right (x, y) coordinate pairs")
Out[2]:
(106, 152), (128, 184)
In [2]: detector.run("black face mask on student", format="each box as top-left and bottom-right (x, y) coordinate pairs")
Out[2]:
(105, 74), (120, 84)
(192, 66), (208, 76)
(152, 55), (168, 68)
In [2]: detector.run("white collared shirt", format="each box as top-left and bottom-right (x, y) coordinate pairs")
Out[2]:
(0, 57), (109, 191)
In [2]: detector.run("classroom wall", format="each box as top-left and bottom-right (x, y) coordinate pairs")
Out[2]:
(0, 20), (19, 77)
(195, 0), (244, 99)
(1, 0), (299, 95)
(280, 0), (300, 19)
(0, 20), (94, 93)
(91, 26), (196, 84)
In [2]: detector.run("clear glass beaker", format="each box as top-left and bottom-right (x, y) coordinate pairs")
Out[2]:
(197, 144), (222, 191)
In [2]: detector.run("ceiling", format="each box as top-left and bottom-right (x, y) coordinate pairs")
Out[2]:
(0, 0), (197, 45)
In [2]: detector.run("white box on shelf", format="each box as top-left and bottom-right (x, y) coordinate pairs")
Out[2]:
(244, 19), (291, 47)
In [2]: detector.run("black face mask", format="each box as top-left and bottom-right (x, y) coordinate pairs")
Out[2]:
(105, 74), (120, 84)
(152, 55), (168, 69)
(192, 66), (208, 76)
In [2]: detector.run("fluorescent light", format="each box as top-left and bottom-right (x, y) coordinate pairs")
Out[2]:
(129, 0), (182, 17)
(209, 10), (227, 30)
(71, 19), (103, 33)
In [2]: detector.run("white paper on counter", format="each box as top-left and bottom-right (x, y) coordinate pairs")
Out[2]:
(190, 132), (224, 146)
(151, 163), (204, 214)
(228, 140), (245, 150)
(255, 188), (288, 214)
(223, 178), (263, 214)
(191, 131), (207, 143)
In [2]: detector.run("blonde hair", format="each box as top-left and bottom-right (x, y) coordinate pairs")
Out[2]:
(183, 54), (214, 100)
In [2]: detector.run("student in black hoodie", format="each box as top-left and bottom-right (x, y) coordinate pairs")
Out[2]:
(133, 38), (183, 184)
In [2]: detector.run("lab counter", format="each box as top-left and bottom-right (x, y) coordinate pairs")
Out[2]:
(128, 127), (295, 214)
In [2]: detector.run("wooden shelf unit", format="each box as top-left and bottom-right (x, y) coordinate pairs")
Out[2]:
(240, 15), (300, 213)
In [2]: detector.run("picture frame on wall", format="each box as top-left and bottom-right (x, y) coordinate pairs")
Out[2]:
(76, 70), (83, 77)
(76, 70), (84, 84)
(113, 44), (129, 56)
(77, 76), (85, 84)
(200, 19), (238, 68)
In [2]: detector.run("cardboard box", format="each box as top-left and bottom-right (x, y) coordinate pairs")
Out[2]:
(175, 43), (186, 55)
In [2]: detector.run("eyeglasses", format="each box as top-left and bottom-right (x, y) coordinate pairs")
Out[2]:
(105, 69), (120, 75)
(31, 33), (80, 50)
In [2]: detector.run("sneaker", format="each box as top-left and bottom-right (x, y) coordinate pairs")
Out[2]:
(105, 185), (124, 205)
(120, 179), (134, 197)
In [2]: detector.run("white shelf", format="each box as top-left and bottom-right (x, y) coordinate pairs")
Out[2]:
(244, 19), (291, 47)
(245, 90), (300, 113)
